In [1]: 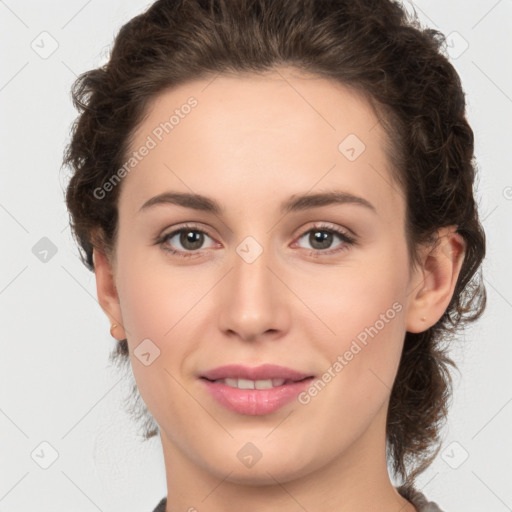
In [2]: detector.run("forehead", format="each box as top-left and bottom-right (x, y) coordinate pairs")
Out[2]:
(120, 68), (403, 222)
(135, 68), (383, 148)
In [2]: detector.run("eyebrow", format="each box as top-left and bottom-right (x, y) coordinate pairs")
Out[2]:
(139, 190), (377, 215)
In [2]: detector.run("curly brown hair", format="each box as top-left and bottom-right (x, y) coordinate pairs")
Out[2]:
(62, 0), (486, 493)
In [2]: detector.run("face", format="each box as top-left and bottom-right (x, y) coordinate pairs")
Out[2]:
(97, 67), (430, 485)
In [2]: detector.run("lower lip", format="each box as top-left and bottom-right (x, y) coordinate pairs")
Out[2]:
(200, 377), (314, 415)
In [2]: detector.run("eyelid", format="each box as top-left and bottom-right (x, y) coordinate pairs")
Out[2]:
(292, 221), (355, 241)
(158, 221), (212, 236)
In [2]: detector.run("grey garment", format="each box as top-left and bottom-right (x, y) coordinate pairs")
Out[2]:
(152, 488), (444, 512)
(152, 497), (166, 512)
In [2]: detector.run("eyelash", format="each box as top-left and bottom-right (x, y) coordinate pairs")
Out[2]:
(155, 222), (357, 259)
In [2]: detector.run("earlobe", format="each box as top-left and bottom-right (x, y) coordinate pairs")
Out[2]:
(92, 246), (126, 340)
(405, 227), (466, 333)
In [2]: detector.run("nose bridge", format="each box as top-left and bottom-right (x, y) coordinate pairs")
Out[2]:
(217, 235), (288, 340)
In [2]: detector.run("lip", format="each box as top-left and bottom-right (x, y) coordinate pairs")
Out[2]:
(200, 363), (313, 382)
(199, 364), (315, 415)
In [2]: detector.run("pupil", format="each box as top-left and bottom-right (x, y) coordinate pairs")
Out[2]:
(181, 231), (203, 250)
(311, 231), (331, 250)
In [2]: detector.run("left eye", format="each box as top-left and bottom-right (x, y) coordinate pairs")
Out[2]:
(295, 226), (355, 253)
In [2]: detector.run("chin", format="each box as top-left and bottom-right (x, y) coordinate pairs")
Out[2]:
(198, 443), (318, 486)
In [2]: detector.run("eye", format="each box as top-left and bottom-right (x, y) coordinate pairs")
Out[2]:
(156, 223), (217, 258)
(294, 223), (356, 256)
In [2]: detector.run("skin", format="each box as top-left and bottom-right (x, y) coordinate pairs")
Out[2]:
(93, 66), (465, 512)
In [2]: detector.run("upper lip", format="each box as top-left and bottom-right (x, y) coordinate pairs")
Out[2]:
(200, 364), (314, 382)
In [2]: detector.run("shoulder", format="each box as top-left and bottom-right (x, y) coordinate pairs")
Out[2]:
(396, 485), (445, 512)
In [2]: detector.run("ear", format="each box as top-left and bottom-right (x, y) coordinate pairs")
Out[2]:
(92, 245), (127, 340)
(405, 226), (466, 333)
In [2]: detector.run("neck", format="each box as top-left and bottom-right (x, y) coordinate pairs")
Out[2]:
(159, 402), (417, 512)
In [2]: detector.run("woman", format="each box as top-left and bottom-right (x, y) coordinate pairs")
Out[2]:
(63, 0), (486, 510)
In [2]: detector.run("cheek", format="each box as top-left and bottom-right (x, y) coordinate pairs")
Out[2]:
(115, 247), (196, 343)
(294, 245), (408, 391)
(292, 273), (407, 445)
(116, 252), (200, 425)
(114, 249), (208, 391)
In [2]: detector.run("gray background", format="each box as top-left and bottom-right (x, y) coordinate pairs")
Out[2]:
(1, 1), (511, 510)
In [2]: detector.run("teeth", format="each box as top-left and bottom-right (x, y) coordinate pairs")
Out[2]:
(218, 378), (287, 389)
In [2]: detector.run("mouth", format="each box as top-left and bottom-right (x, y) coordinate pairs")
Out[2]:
(198, 364), (316, 415)
(200, 363), (314, 382)
(200, 376), (313, 389)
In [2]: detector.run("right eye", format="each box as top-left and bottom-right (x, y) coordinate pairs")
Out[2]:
(157, 224), (217, 258)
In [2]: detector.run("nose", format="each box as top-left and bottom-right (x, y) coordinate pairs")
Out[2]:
(217, 241), (291, 343)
